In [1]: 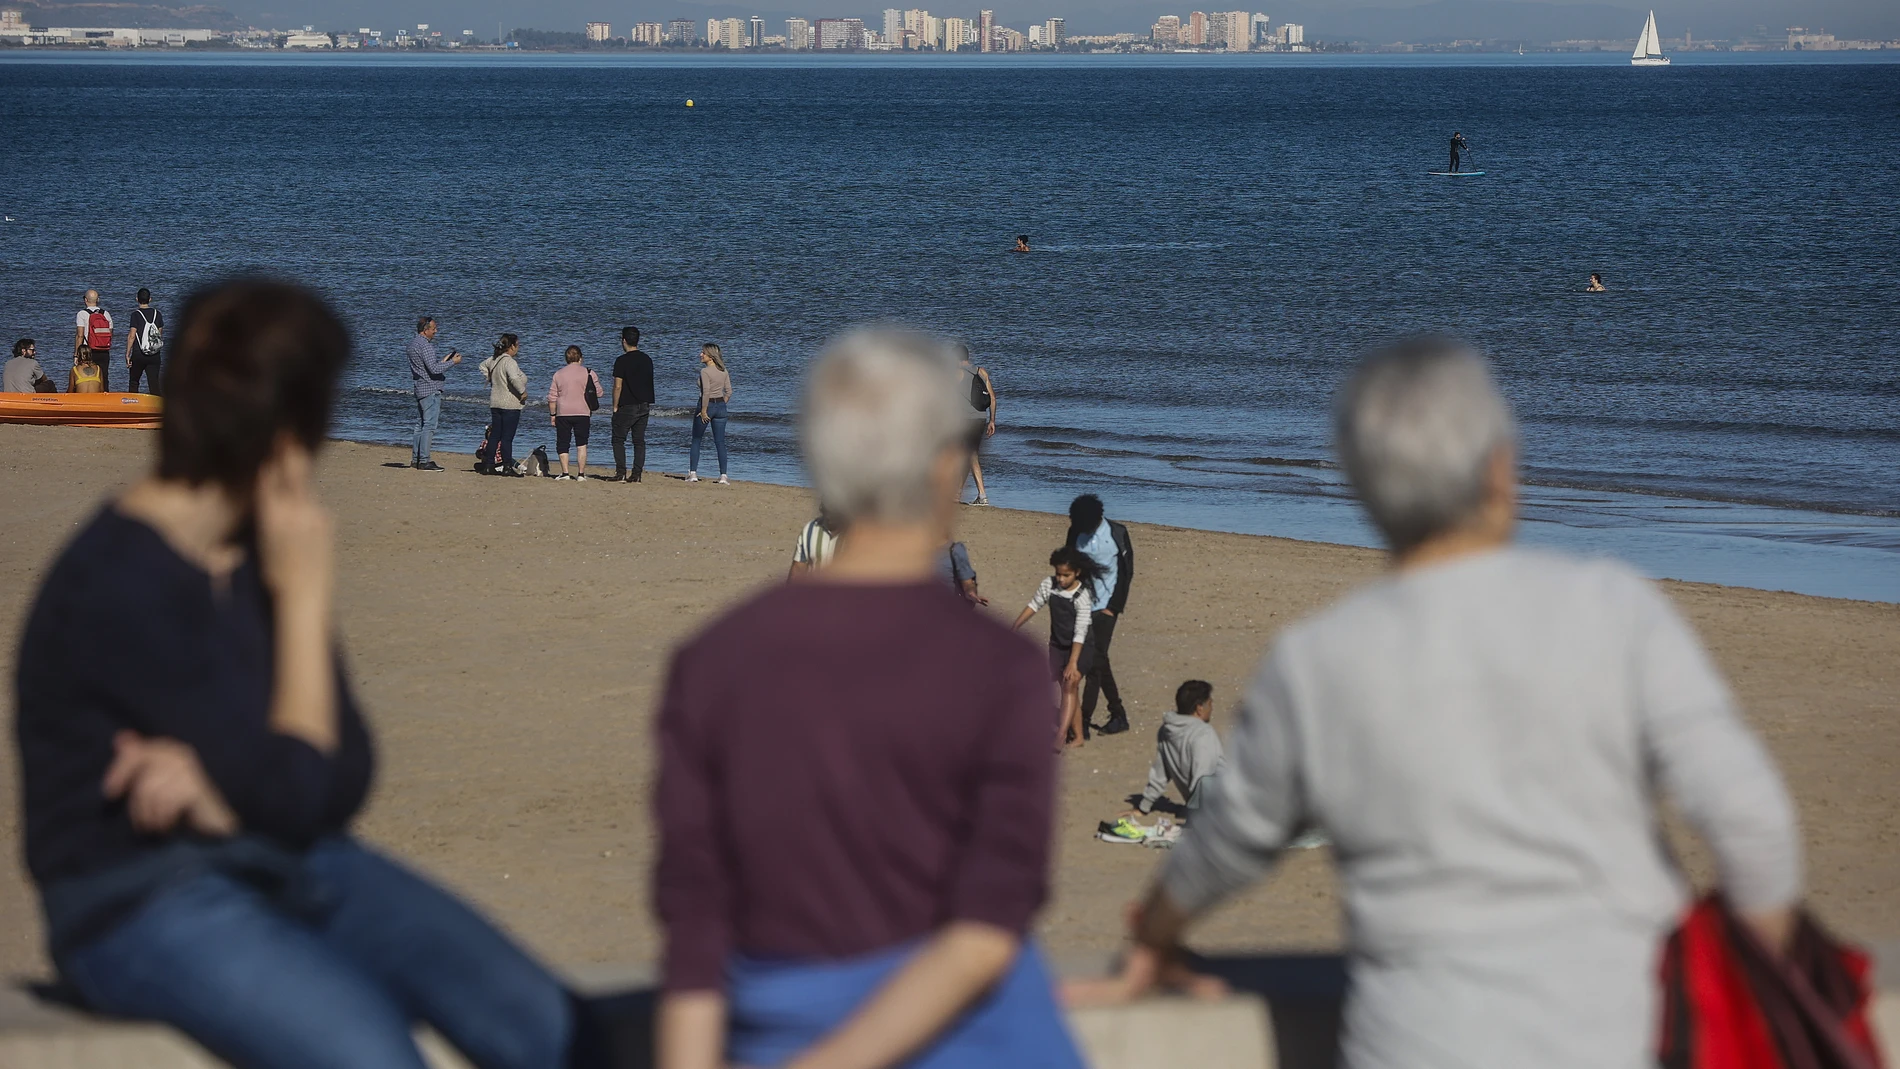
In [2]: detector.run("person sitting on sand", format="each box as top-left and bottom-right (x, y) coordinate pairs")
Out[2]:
(1074, 335), (1802, 1069)
(654, 329), (1083, 1069)
(1099, 679), (1225, 845)
(787, 510), (840, 580)
(68, 349), (105, 394)
(1587, 272), (1607, 292)
(1014, 234), (1031, 253)
(14, 279), (574, 1069)
(4, 338), (53, 394)
(1013, 546), (1103, 750)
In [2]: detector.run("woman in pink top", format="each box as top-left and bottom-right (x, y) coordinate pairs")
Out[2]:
(546, 345), (603, 481)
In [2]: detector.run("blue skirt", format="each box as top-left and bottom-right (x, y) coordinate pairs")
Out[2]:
(726, 940), (1085, 1069)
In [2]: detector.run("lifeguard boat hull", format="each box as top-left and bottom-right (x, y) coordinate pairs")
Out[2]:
(0, 393), (163, 429)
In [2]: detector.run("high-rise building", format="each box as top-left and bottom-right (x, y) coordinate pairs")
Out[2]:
(584, 21), (611, 41)
(883, 8), (904, 41)
(921, 14), (942, 47)
(1185, 11), (1207, 44)
(1274, 21), (1302, 44)
(1217, 10), (1249, 48)
(941, 16), (969, 49)
(1250, 11), (1271, 44)
(996, 25), (1025, 49)
(1151, 14), (1181, 46)
(749, 15), (765, 45)
(713, 17), (746, 48)
(785, 17), (810, 48)
(815, 16), (864, 48)
(1043, 16), (1065, 48)
(665, 17), (695, 43)
(978, 8), (993, 51)
(633, 21), (664, 44)
(1028, 23), (1044, 45)
(706, 19), (719, 44)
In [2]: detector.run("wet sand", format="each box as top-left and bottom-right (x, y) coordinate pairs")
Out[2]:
(0, 424), (1895, 978)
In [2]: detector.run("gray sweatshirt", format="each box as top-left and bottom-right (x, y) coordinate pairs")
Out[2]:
(482, 353), (528, 411)
(1136, 711), (1224, 814)
(1161, 547), (1801, 1069)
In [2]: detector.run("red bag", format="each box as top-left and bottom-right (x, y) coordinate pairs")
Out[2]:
(85, 309), (113, 351)
(1659, 894), (1884, 1069)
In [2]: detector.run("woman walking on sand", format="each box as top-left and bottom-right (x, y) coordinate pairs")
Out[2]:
(687, 343), (732, 485)
(480, 333), (527, 477)
(546, 345), (602, 481)
(1013, 546), (1104, 751)
(654, 330), (1083, 1069)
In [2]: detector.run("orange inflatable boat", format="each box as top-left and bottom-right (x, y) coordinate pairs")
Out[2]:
(0, 393), (163, 429)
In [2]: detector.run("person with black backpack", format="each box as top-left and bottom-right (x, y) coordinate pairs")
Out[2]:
(125, 288), (164, 395)
(73, 289), (113, 392)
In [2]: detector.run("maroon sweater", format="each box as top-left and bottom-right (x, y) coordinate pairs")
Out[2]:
(655, 580), (1058, 992)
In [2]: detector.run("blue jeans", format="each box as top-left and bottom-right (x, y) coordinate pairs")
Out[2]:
(412, 393), (442, 466)
(57, 838), (572, 1069)
(489, 407), (521, 469)
(690, 399), (728, 476)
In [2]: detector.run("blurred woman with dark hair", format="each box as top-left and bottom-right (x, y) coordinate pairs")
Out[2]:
(13, 279), (573, 1069)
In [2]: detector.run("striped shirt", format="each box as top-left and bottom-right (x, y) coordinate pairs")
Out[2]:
(793, 519), (837, 568)
(1026, 577), (1092, 648)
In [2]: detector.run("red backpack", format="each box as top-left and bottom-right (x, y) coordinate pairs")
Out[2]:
(85, 309), (112, 351)
(1659, 894), (1884, 1069)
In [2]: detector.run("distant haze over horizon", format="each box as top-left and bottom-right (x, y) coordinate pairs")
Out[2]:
(12, 0), (1898, 40)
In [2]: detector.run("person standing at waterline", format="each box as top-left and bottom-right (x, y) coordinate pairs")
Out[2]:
(1078, 337), (1802, 1069)
(655, 331), (1083, 1069)
(686, 343), (731, 485)
(481, 333), (528, 476)
(611, 326), (655, 483)
(547, 345), (603, 481)
(406, 316), (461, 472)
(15, 279), (574, 1069)
(74, 289), (113, 392)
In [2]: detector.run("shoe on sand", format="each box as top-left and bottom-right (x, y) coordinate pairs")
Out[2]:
(685, 472), (700, 483)
(717, 474), (730, 486)
(1096, 817), (1148, 844)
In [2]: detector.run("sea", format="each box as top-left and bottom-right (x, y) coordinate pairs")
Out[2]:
(2, 52), (1897, 601)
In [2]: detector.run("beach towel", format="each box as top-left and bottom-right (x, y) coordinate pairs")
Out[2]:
(1658, 894), (1883, 1069)
(726, 940), (1084, 1069)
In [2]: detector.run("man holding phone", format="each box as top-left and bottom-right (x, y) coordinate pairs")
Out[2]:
(407, 315), (462, 471)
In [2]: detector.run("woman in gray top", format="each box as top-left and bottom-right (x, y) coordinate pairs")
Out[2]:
(478, 334), (528, 476)
(687, 343), (733, 485)
(1077, 337), (1802, 1069)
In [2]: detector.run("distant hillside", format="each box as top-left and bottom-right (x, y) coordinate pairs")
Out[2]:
(10, 1), (246, 28)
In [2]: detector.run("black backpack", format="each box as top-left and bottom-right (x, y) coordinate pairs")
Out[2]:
(583, 369), (600, 412)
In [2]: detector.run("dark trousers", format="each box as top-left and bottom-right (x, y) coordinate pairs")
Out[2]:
(128, 356), (161, 395)
(1450, 150), (1461, 172)
(612, 403), (650, 478)
(488, 407), (521, 470)
(1081, 610), (1125, 723)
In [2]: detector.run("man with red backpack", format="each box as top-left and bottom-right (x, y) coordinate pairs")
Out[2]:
(73, 290), (114, 392)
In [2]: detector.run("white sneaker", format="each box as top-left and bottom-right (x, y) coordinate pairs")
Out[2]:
(716, 474), (730, 486)
(554, 473), (572, 481)
(685, 472), (699, 483)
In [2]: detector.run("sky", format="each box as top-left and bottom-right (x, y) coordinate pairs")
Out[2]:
(24, 0), (1900, 40)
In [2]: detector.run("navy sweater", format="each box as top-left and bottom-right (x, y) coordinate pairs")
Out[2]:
(15, 508), (374, 895)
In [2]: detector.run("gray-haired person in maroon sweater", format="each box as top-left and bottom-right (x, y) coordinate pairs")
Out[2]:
(654, 330), (1085, 1069)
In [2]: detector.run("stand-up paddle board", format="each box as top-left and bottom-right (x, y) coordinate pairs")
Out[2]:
(1428, 171), (1486, 177)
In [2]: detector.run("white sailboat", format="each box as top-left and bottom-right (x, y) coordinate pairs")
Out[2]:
(1632, 10), (1670, 65)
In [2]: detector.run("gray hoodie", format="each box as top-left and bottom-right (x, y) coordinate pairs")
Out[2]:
(1136, 710), (1224, 814)
(481, 353), (529, 411)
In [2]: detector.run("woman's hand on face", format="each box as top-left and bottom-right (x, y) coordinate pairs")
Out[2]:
(103, 732), (238, 836)
(255, 441), (335, 608)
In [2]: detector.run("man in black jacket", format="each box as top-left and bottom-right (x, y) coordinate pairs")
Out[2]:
(1068, 494), (1134, 736)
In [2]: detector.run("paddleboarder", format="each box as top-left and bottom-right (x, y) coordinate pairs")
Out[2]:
(1449, 132), (1469, 174)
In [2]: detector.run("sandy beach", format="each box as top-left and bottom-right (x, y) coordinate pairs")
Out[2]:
(0, 423), (1895, 979)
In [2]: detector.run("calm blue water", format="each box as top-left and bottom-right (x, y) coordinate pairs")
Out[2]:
(3, 53), (1897, 600)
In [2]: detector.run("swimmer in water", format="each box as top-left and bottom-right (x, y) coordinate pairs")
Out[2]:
(1014, 235), (1031, 253)
(1587, 273), (1606, 292)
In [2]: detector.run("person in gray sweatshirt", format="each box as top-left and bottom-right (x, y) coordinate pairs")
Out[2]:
(1074, 337), (1802, 1069)
(1132, 680), (1223, 817)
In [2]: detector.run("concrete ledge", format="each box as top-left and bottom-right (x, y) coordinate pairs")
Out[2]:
(3, 951), (1895, 1069)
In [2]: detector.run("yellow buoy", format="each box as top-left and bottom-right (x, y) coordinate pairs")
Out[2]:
(685, 99), (695, 107)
